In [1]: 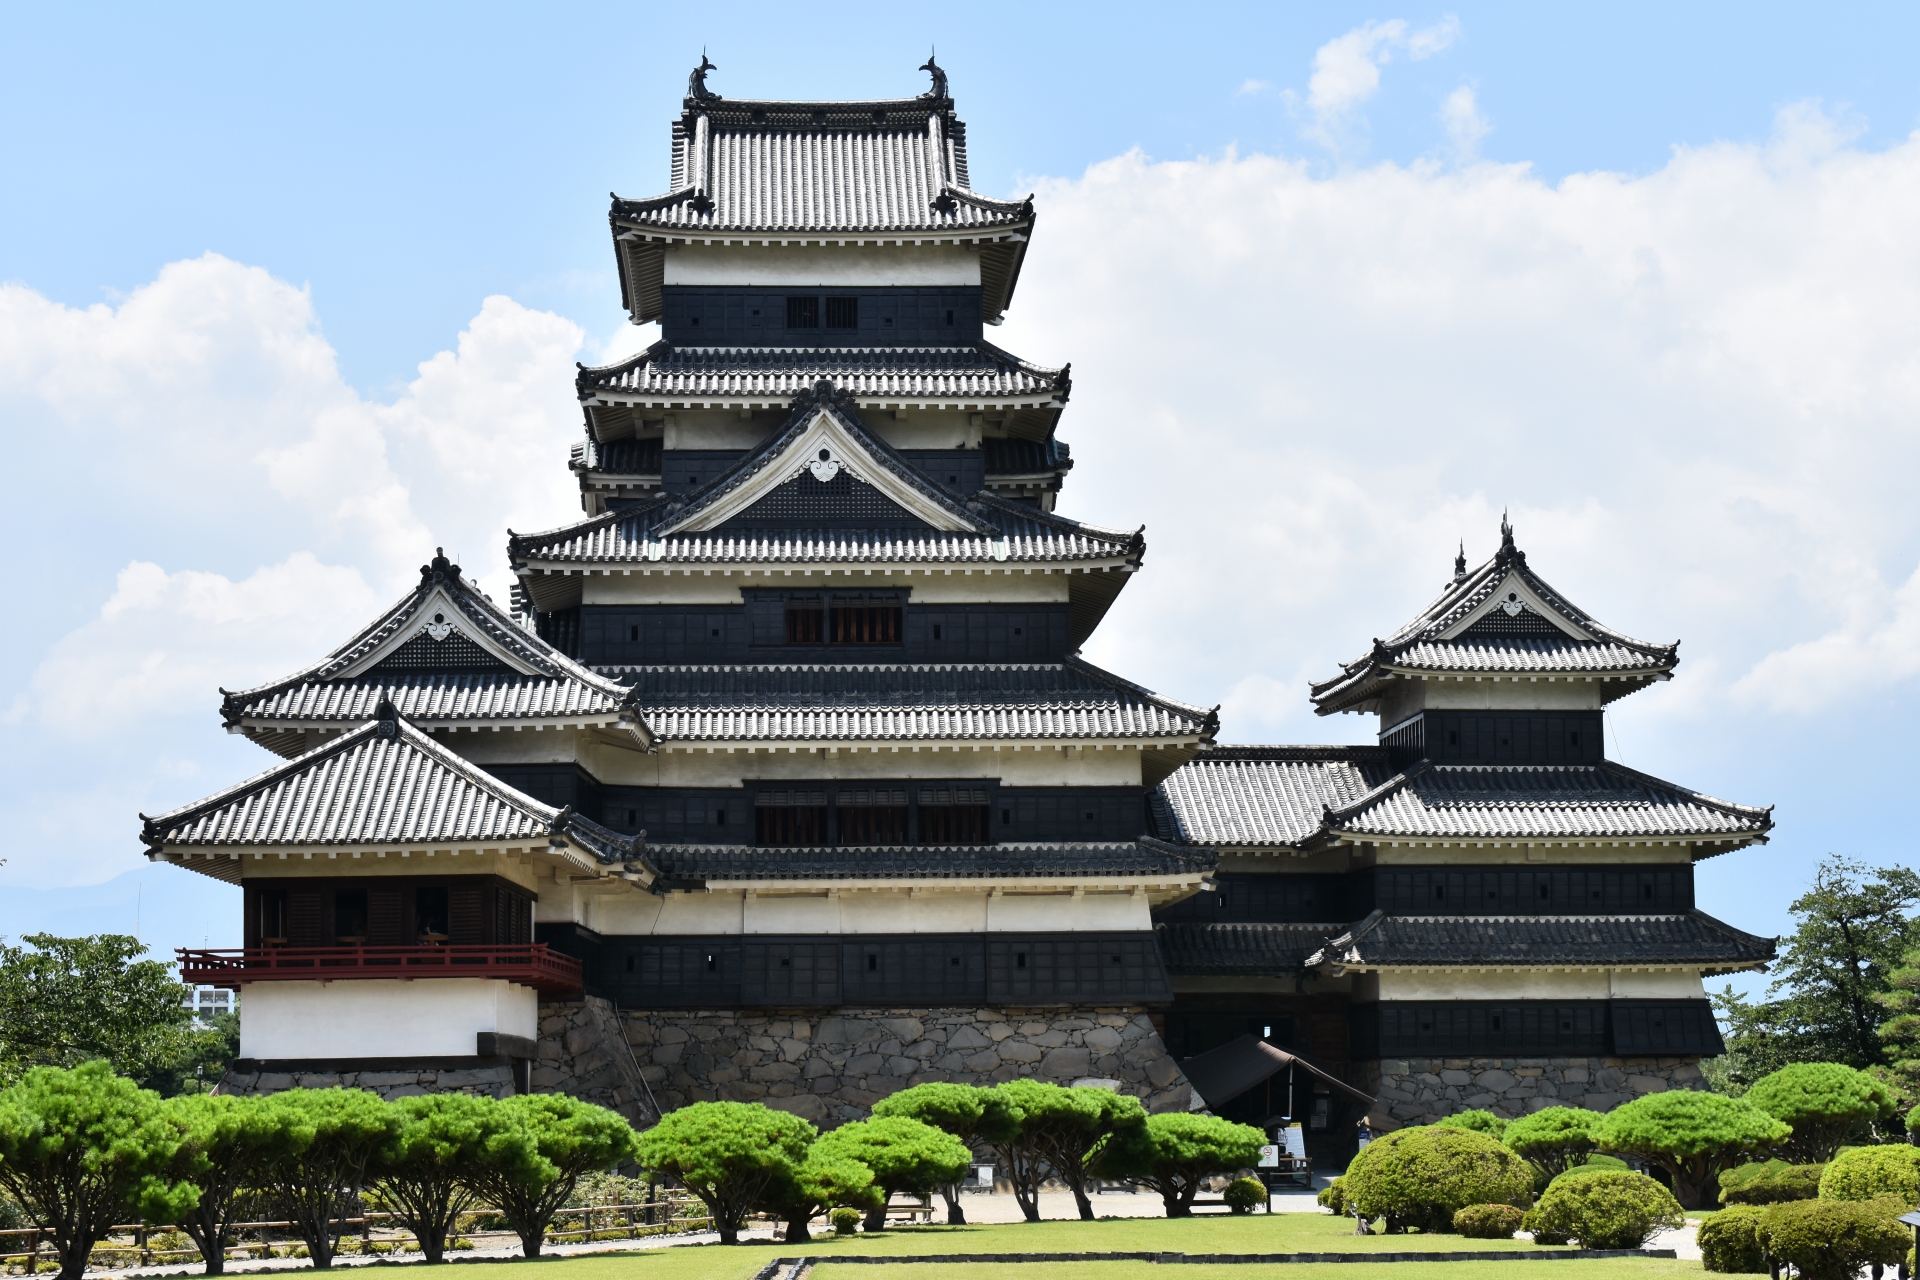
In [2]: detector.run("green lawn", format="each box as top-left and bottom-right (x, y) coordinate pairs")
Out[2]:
(387, 1213), (1697, 1280)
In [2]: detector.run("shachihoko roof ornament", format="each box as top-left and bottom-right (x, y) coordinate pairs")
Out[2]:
(1310, 516), (1682, 714)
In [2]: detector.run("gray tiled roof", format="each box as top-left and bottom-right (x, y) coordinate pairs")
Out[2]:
(223, 553), (635, 737)
(513, 386), (1140, 568)
(1309, 908), (1775, 970)
(1156, 922), (1342, 975)
(614, 98), (1029, 236)
(1323, 761), (1773, 843)
(578, 343), (1067, 405)
(1153, 746), (1394, 847)
(1311, 521), (1679, 713)
(651, 835), (1213, 884)
(608, 658), (1217, 743)
(141, 711), (644, 868)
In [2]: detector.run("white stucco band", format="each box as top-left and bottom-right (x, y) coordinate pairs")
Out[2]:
(1358, 968), (1706, 1002)
(239, 979), (538, 1060)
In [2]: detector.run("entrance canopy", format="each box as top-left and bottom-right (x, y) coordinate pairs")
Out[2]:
(1179, 1035), (1374, 1113)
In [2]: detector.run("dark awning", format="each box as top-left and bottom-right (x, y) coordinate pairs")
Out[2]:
(1179, 1035), (1375, 1112)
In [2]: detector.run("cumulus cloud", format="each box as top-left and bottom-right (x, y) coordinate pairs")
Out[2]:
(1301, 16), (1460, 150)
(1441, 85), (1490, 159)
(994, 104), (1920, 748)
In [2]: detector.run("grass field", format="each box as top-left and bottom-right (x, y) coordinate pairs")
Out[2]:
(381, 1213), (1696, 1280)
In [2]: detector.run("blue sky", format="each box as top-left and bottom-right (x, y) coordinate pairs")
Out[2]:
(6, 2), (1920, 992)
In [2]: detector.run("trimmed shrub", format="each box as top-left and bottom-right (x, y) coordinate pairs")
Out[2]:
(1697, 1203), (1768, 1274)
(1819, 1144), (1920, 1205)
(1090, 1113), (1265, 1218)
(1906, 1102), (1920, 1137)
(1594, 1090), (1791, 1209)
(1744, 1064), (1895, 1163)
(1317, 1176), (1347, 1216)
(1436, 1109), (1507, 1140)
(1718, 1160), (1826, 1205)
(1546, 1153), (1630, 1186)
(1523, 1170), (1684, 1250)
(828, 1207), (860, 1237)
(1502, 1107), (1602, 1183)
(1758, 1199), (1909, 1280)
(1222, 1178), (1268, 1215)
(1453, 1203), (1525, 1239)
(1343, 1125), (1533, 1233)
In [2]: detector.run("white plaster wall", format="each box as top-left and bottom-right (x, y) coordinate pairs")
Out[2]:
(237, 854), (541, 893)
(664, 244), (982, 286)
(663, 413), (774, 450)
(1377, 681), (1604, 723)
(1367, 845), (1695, 866)
(581, 571), (1070, 607)
(578, 886), (1155, 935)
(1366, 968), (1705, 1001)
(240, 979), (537, 1059)
(440, 730), (579, 766)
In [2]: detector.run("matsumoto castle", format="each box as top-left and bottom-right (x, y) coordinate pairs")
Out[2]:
(145, 61), (1775, 1149)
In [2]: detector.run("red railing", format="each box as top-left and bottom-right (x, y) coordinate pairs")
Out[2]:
(176, 944), (583, 993)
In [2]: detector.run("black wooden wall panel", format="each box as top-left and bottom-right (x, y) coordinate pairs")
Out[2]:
(598, 784), (1145, 843)
(449, 886), (485, 944)
(597, 932), (1170, 1008)
(660, 286), (983, 347)
(1393, 710), (1605, 766)
(576, 601), (1074, 664)
(480, 764), (604, 824)
(898, 450), (986, 496)
(1349, 999), (1721, 1058)
(1152, 873), (1352, 924)
(287, 889), (326, 946)
(1611, 1000), (1725, 1055)
(662, 451), (747, 495)
(367, 889), (406, 946)
(1371, 865), (1694, 914)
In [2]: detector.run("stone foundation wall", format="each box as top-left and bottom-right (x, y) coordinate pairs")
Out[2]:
(219, 1063), (518, 1100)
(534, 997), (660, 1126)
(1359, 1056), (1706, 1126)
(537, 1005), (1191, 1127)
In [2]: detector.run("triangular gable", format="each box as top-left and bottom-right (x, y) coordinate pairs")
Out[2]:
(1436, 568), (1594, 643)
(658, 386), (991, 537)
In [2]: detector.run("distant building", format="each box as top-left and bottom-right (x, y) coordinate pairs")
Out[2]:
(142, 60), (1773, 1151)
(183, 986), (234, 1023)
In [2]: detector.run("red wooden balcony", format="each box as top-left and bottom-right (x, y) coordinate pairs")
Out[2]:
(176, 944), (583, 993)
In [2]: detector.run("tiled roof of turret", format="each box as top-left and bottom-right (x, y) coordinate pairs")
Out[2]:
(649, 835), (1212, 885)
(1156, 922), (1341, 975)
(1311, 518), (1680, 714)
(603, 658), (1217, 743)
(577, 343), (1067, 405)
(1315, 761), (1773, 846)
(1152, 746), (1394, 848)
(221, 552), (640, 746)
(141, 708), (648, 870)
(513, 384), (1139, 568)
(1308, 909), (1775, 971)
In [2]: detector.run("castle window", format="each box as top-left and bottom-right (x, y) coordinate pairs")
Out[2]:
(825, 297), (858, 329)
(837, 788), (909, 846)
(786, 596), (825, 644)
(334, 889), (369, 943)
(867, 953), (878, 972)
(629, 625), (638, 641)
(919, 786), (989, 844)
(756, 790), (828, 846)
(945, 309), (954, 325)
(715, 809), (726, 826)
(416, 887), (449, 939)
(786, 296), (819, 329)
(625, 955), (635, 972)
(831, 596), (901, 644)
(258, 891), (287, 943)
(1015, 952), (1028, 969)
(1490, 1014), (1503, 1031)
(627, 808), (637, 825)
(933, 624), (942, 640)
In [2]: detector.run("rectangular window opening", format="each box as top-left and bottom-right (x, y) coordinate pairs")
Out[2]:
(785, 597), (825, 644)
(627, 808), (637, 825)
(867, 953), (878, 972)
(932, 624), (942, 640)
(918, 786), (990, 845)
(755, 790), (829, 846)
(944, 309), (954, 325)
(629, 624), (638, 641)
(334, 888), (369, 942)
(786, 296), (819, 329)
(715, 809), (727, 826)
(415, 887), (449, 940)
(830, 600), (902, 644)
(625, 954), (635, 972)
(825, 296), (858, 329)
(837, 789), (909, 846)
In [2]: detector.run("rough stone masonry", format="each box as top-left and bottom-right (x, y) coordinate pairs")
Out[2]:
(537, 1001), (1192, 1127)
(1359, 1056), (1707, 1126)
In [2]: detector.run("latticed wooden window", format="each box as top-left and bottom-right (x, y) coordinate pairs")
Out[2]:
(756, 790), (829, 846)
(836, 788), (908, 845)
(785, 596), (824, 643)
(825, 296), (858, 329)
(831, 595), (901, 643)
(786, 296), (819, 328)
(918, 786), (990, 844)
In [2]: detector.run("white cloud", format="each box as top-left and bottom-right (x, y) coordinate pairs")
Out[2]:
(995, 105), (1920, 741)
(1237, 79), (1272, 98)
(1302, 16), (1461, 149)
(1441, 85), (1490, 159)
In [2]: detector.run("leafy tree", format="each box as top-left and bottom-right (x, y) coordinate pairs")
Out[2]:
(634, 1102), (809, 1245)
(146, 1013), (240, 1099)
(972, 1086), (1046, 1223)
(871, 1082), (988, 1224)
(814, 1116), (973, 1231)
(1758, 1199), (1910, 1280)
(254, 1088), (400, 1268)
(162, 1093), (280, 1275)
(755, 1148), (879, 1243)
(370, 1094), (514, 1263)
(1742, 1062), (1896, 1162)
(465, 1094), (636, 1256)
(0, 1062), (199, 1280)
(0, 935), (207, 1088)
(988, 1081), (1145, 1222)
(1088, 1112), (1264, 1217)
(1817, 1144), (1920, 1204)
(1594, 1090), (1791, 1209)
(1501, 1107), (1602, 1183)
(1343, 1126), (1534, 1233)
(1714, 858), (1920, 1085)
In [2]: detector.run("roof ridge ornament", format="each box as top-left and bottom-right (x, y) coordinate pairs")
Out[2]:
(1453, 540), (1467, 583)
(918, 52), (949, 102)
(688, 53), (719, 103)
(420, 547), (461, 586)
(1495, 510), (1526, 567)
(374, 694), (400, 739)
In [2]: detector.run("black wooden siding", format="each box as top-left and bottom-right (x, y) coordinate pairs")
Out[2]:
(540, 929), (1170, 1007)
(482, 764), (605, 824)
(1383, 710), (1605, 769)
(660, 286), (983, 347)
(1350, 999), (1722, 1058)
(600, 784), (1146, 845)
(1149, 866), (1692, 925)
(1153, 874), (1352, 924)
(575, 599), (1072, 664)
